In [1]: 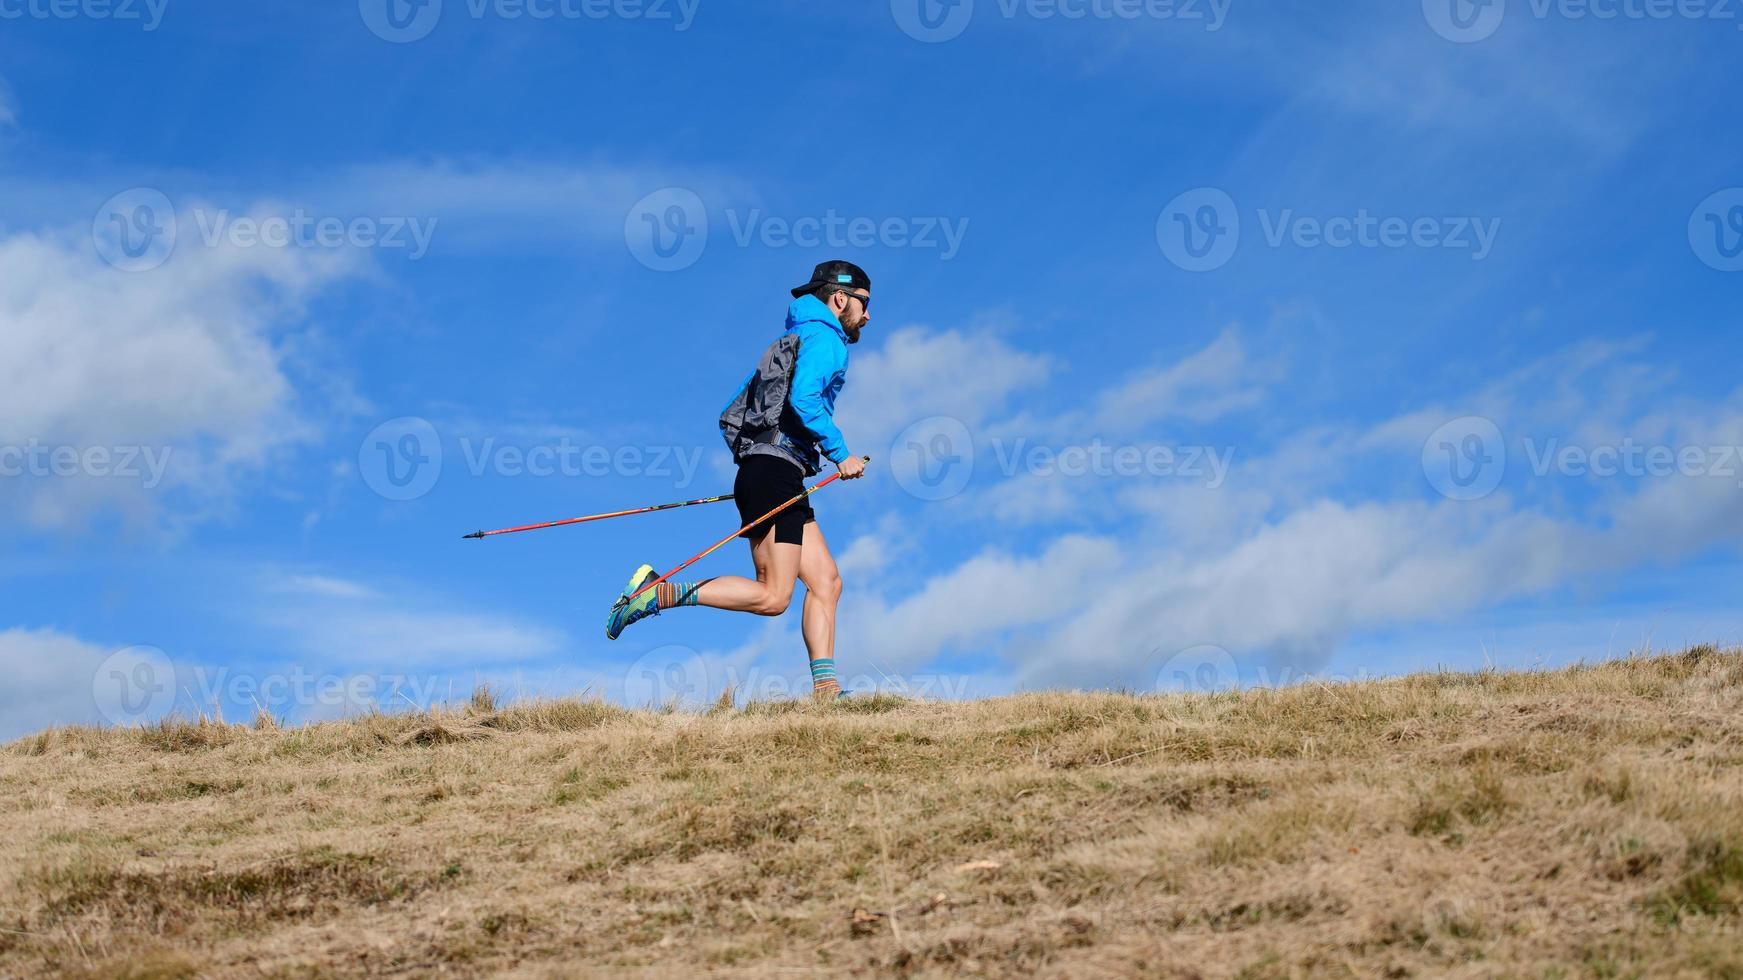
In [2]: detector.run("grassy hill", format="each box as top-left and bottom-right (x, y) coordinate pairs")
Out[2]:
(3, 647), (1741, 978)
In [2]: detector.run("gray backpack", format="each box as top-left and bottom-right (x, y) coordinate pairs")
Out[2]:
(719, 333), (813, 471)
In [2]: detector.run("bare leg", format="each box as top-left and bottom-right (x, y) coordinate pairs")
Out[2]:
(693, 531), (801, 616)
(796, 521), (843, 667)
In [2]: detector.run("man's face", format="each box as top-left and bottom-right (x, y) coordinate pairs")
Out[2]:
(833, 289), (871, 344)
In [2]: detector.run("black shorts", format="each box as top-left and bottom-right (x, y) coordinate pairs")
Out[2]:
(734, 454), (815, 545)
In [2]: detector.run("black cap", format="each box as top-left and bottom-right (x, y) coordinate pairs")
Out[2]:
(791, 260), (871, 298)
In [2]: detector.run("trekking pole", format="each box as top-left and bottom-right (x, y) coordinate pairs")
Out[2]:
(622, 457), (870, 606)
(462, 492), (736, 540)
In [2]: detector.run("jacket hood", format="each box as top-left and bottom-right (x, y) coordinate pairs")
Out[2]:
(785, 293), (847, 342)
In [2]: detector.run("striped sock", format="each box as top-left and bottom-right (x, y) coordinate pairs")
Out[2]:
(655, 581), (702, 610)
(810, 658), (840, 698)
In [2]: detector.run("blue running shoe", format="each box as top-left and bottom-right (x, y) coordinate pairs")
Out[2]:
(606, 564), (660, 641)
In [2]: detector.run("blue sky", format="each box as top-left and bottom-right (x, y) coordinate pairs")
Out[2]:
(3, 0), (1741, 737)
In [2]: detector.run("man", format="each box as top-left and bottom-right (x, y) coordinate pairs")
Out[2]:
(606, 260), (872, 700)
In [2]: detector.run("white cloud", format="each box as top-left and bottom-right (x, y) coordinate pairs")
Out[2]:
(861, 471), (1737, 692)
(284, 609), (565, 666)
(251, 567), (567, 668)
(1009, 454), (1743, 691)
(0, 222), (360, 533)
(1086, 328), (1271, 432)
(823, 328), (1743, 692)
(273, 574), (382, 600)
(0, 616), (561, 738)
(0, 158), (739, 260)
(1359, 337), (1659, 456)
(836, 533), (894, 580)
(1292, 25), (1650, 152)
(1104, 6), (1673, 155)
(839, 535), (1122, 672)
(971, 329), (1270, 525)
(0, 154), (748, 532)
(303, 159), (738, 250)
(837, 325), (1050, 455)
(980, 472), (1085, 525)
(2, 562), (574, 736)
(0, 627), (112, 739)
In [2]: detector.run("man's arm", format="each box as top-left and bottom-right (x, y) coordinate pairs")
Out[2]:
(788, 330), (850, 465)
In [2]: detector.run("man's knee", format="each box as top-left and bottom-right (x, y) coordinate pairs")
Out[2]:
(809, 568), (843, 604)
(753, 584), (795, 617)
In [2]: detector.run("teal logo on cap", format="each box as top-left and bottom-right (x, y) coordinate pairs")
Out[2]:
(837, 274), (854, 283)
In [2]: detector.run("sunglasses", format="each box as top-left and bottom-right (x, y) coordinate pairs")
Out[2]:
(837, 289), (871, 311)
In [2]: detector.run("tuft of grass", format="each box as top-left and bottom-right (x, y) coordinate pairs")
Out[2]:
(136, 716), (248, 753)
(710, 685), (736, 714)
(489, 696), (631, 733)
(28, 848), (444, 932)
(1408, 765), (1512, 840)
(1649, 839), (1743, 924)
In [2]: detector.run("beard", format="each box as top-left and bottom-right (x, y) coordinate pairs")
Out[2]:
(842, 318), (865, 344)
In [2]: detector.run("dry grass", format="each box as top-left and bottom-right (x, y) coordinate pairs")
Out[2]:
(3, 647), (1742, 978)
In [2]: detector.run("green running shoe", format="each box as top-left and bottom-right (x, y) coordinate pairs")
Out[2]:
(606, 563), (660, 641)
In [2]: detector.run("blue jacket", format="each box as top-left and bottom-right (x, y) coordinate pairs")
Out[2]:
(781, 294), (852, 466)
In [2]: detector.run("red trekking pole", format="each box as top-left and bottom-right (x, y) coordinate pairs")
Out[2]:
(463, 492), (736, 540)
(621, 457), (871, 607)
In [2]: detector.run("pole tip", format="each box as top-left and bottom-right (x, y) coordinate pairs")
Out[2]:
(462, 531), (485, 540)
